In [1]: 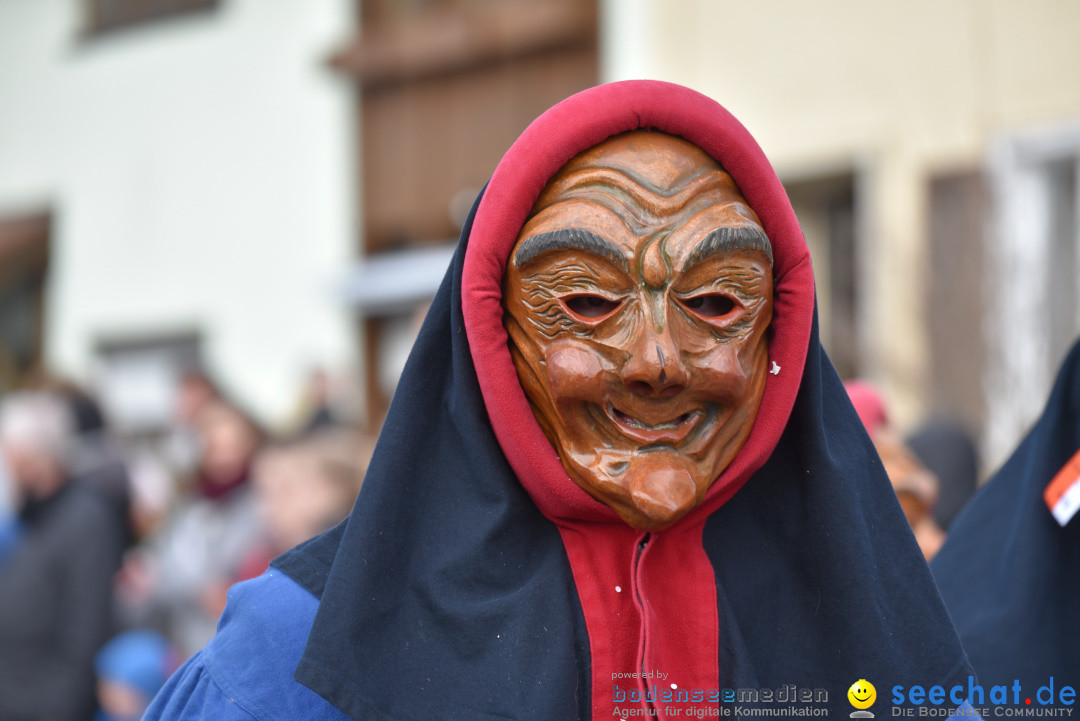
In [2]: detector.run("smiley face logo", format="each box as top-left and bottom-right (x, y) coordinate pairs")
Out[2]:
(847, 679), (876, 710)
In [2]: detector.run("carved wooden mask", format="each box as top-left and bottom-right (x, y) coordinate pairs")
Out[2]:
(502, 130), (774, 531)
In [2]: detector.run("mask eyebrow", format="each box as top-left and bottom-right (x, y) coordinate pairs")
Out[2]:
(513, 228), (629, 272)
(685, 225), (773, 269)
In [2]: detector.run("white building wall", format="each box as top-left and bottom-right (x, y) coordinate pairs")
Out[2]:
(0, 0), (356, 426)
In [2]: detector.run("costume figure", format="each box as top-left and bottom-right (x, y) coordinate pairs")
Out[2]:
(147, 81), (971, 721)
(933, 339), (1080, 690)
(845, 380), (947, 559)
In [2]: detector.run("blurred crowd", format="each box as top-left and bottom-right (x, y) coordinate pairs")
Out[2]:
(0, 366), (983, 721)
(0, 370), (373, 721)
(844, 380), (980, 561)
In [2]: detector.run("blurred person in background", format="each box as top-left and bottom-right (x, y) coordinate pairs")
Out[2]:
(846, 380), (947, 560)
(124, 445), (179, 544)
(0, 391), (125, 721)
(121, 370), (225, 544)
(295, 368), (341, 437)
(93, 630), (177, 721)
(158, 369), (221, 489)
(235, 428), (369, 583)
(907, 417), (979, 531)
(119, 399), (264, 657)
(52, 381), (135, 548)
(0, 449), (17, 567)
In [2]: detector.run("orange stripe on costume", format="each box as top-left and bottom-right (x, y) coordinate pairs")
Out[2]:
(1044, 448), (1080, 526)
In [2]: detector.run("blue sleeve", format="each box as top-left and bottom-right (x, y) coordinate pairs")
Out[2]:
(143, 651), (259, 721)
(144, 570), (350, 721)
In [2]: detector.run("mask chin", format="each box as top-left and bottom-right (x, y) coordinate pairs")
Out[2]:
(569, 447), (706, 532)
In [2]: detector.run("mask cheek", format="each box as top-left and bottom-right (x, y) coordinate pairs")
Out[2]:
(689, 342), (757, 402)
(544, 342), (611, 409)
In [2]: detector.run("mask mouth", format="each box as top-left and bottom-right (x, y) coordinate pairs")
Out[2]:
(603, 403), (702, 444)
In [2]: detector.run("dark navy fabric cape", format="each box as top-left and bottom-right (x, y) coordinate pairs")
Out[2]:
(145, 81), (972, 721)
(933, 339), (1080, 691)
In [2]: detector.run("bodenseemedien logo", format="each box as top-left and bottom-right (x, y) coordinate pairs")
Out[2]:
(849, 679), (877, 718)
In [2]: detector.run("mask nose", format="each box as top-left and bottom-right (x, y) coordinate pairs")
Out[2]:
(619, 321), (688, 398)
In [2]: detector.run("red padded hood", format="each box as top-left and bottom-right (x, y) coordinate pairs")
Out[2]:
(464, 79), (814, 527)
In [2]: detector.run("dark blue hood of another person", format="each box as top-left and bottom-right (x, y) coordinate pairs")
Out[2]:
(933, 339), (1080, 691)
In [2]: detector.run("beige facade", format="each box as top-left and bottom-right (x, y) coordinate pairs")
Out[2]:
(602, 0), (1080, 469)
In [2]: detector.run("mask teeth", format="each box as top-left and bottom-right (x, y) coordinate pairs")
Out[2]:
(612, 407), (693, 430)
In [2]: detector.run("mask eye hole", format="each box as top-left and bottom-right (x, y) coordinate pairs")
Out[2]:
(561, 294), (621, 320)
(678, 293), (738, 319)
